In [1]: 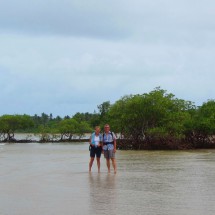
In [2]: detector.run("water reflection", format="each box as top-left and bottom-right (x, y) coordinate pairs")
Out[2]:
(88, 173), (116, 215)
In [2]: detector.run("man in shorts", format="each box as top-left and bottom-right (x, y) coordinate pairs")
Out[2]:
(102, 124), (117, 173)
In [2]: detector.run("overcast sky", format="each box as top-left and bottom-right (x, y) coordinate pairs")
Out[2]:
(0, 0), (214, 117)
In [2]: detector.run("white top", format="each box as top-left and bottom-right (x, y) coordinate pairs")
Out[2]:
(94, 135), (100, 146)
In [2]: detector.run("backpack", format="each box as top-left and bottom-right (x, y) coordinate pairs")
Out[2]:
(103, 131), (114, 142)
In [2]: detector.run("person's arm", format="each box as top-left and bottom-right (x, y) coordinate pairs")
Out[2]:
(99, 134), (104, 153)
(98, 134), (103, 147)
(98, 139), (103, 147)
(89, 134), (92, 146)
(113, 133), (117, 153)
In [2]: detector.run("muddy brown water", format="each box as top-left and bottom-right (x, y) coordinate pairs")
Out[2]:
(0, 142), (215, 215)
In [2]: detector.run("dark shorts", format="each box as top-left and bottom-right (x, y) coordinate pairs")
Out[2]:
(90, 146), (102, 158)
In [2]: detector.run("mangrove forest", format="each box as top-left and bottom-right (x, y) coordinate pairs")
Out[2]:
(0, 87), (215, 150)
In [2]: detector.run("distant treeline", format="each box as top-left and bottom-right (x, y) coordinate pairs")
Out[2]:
(1, 87), (215, 149)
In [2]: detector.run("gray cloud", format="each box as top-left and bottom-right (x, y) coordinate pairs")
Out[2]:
(0, 0), (215, 116)
(0, 0), (130, 39)
(1, 0), (213, 41)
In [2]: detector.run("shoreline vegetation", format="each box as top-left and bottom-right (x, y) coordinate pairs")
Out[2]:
(1, 87), (215, 150)
(1, 134), (215, 150)
(1, 137), (89, 144)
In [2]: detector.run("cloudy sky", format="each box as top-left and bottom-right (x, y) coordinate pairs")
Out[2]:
(0, 0), (214, 117)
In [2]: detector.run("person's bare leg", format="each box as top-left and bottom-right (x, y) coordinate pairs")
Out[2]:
(96, 157), (100, 173)
(106, 158), (111, 173)
(111, 158), (117, 174)
(89, 157), (94, 172)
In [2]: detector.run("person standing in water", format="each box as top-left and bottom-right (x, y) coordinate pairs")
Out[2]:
(102, 124), (117, 173)
(89, 126), (103, 173)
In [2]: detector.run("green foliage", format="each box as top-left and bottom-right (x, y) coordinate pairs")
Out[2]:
(58, 118), (78, 140)
(0, 114), (34, 140)
(184, 100), (215, 147)
(97, 101), (111, 125)
(108, 87), (197, 149)
(73, 112), (100, 128)
(0, 88), (214, 149)
(57, 118), (91, 140)
(75, 121), (92, 139)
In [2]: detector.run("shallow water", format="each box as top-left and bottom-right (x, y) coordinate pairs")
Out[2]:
(0, 143), (215, 215)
